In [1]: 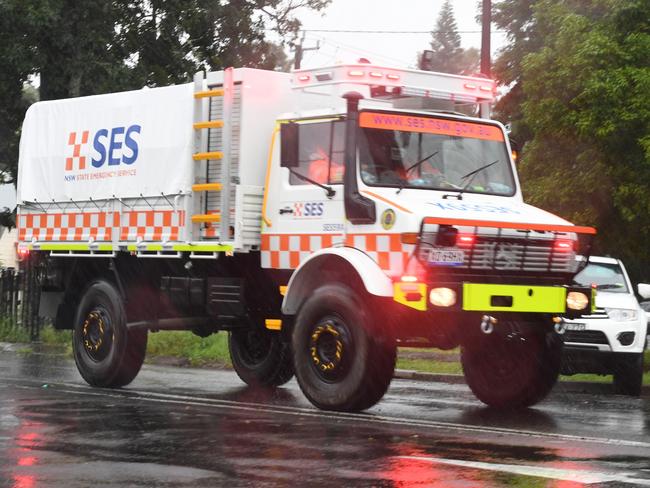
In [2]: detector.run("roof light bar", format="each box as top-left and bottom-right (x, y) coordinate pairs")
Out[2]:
(291, 63), (497, 103)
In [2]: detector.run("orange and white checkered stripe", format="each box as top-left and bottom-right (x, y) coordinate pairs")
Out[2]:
(18, 212), (118, 242)
(120, 210), (184, 241)
(18, 210), (185, 242)
(261, 233), (415, 275)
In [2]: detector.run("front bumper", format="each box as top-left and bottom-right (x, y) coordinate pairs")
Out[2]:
(562, 316), (648, 353)
(394, 281), (593, 317)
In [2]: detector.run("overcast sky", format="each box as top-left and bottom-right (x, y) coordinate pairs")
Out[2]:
(292, 0), (507, 69)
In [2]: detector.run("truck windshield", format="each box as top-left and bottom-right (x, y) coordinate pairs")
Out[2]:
(357, 111), (515, 195)
(572, 262), (629, 293)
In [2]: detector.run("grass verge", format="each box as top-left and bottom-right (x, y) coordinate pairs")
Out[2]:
(397, 348), (650, 385)
(146, 330), (231, 367)
(3, 326), (650, 385)
(0, 319), (31, 343)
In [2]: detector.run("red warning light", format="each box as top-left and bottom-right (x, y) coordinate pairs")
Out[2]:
(456, 234), (476, 247)
(553, 239), (574, 252)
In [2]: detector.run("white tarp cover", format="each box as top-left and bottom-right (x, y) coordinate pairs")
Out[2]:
(17, 83), (195, 203)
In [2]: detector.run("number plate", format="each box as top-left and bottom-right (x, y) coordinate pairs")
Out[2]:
(564, 323), (586, 331)
(424, 248), (465, 265)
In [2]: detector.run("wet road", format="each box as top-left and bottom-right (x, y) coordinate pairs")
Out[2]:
(2, 345), (650, 487)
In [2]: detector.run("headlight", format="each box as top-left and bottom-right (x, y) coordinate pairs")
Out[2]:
(429, 287), (456, 307)
(566, 291), (589, 311)
(605, 308), (638, 321)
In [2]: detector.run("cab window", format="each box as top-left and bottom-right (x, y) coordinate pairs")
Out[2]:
(289, 120), (345, 186)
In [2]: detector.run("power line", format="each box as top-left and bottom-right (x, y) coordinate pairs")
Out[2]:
(278, 29), (506, 34)
(311, 35), (409, 67)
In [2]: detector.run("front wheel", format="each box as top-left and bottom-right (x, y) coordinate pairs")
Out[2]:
(613, 353), (644, 396)
(461, 319), (561, 409)
(72, 280), (147, 388)
(292, 284), (396, 412)
(229, 328), (294, 387)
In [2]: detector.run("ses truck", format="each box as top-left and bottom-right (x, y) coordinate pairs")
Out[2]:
(17, 62), (596, 411)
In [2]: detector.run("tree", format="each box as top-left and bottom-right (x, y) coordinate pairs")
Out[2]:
(0, 0), (331, 183)
(420, 0), (479, 75)
(500, 0), (650, 280)
(0, 1), (44, 183)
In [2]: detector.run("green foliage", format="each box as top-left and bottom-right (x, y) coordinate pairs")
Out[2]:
(420, 0), (479, 75)
(0, 0), (331, 183)
(494, 0), (650, 281)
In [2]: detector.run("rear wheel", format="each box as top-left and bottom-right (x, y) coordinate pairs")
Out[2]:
(229, 328), (294, 387)
(461, 319), (561, 409)
(292, 284), (396, 412)
(72, 280), (147, 388)
(613, 353), (643, 396)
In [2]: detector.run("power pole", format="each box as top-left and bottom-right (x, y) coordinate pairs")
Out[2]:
(481, 0), (491, 77)
(292, 31), (320, 70)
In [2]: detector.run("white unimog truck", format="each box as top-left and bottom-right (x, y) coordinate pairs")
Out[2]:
(17, 62), (596, 411)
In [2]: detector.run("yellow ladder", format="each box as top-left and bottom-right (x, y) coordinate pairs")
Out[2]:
(191, 68), (234, 239)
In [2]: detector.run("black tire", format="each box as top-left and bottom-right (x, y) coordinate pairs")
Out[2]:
(292, 284), (396, 412)
(461, 320), (561, 409)
(72, 280), (147, 388)
(229, 328), (294, 387)
(613, 353), (643, 396)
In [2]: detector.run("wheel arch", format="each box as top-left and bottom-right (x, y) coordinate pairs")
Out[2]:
(282, 247), (393, 316)
(50, 257), (116, 330)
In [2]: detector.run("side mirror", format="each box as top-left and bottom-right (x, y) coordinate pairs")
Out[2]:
(280, 122), (299, 168)
(638, 283), (650, 299)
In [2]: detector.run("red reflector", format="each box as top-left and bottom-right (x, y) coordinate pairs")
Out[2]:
(405, 292), (423, 302)
(297, 74), (311, 82)
(456, 234), (475, 247)
(386, 74), (400, 81)
(464, 83), (477, 90)
(17, 246), (30, 260)
(553, 239), (574, 252)
(348, 70), (364, 77)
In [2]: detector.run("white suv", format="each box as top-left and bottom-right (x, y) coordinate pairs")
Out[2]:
(561, 256), (648, 395)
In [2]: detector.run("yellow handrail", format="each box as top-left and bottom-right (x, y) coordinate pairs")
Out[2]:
(261, 126), (279, 227)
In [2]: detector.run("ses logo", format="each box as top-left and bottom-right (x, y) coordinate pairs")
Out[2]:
(65, 125), (141, 173)
(293, 201), (324, 218)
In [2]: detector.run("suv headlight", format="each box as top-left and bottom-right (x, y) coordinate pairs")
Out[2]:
(605, 308), (638, 321)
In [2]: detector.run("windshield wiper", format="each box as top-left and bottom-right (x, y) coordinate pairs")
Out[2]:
(596, 283), (624, 290)
(405, 151), (439, 175)
(396, 151), (439, 194)
(289, 169), (336, 198)
(456, 160), (500, 198)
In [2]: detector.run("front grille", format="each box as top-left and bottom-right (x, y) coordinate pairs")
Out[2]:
(419, 234), (576, 273)
(579, 307), (608, 319)
(563, 330), (609, 345)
